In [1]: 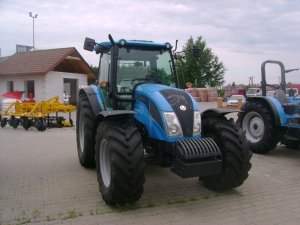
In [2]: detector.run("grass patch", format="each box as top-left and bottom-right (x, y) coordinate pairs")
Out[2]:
(46, 215), (56, 221)
(96, 208), (101, 215)
(57, 212), (64, 218)
(189, 196), (199, 202)
(202, 194), (211, 199)
(16, 219), (31, 225)
(62, 209), (79, 220)
(14, 208), (82, 224)
(16, 211), (31, 225)
(146, 201), (155, 208)
(115, 203), (140, 212)
(89, 209), (94, 215)
(167, 200), (174, 205)
(32, 209), (41, 218)
(88, 207), (114, 216)
(174, 199), (187, 204)
(167, 196), (200, 205)
(95, 208), (106, 215)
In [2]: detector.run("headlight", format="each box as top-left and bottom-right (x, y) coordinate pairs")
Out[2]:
(193, 111), (201, 136)
(163, 112), (183, 137)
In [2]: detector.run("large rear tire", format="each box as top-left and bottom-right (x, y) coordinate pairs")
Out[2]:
(201, 116), (252, 191)
(76, 93), (95, 168)
(95, 119), (145, 205)
(237, 101), (282, 153)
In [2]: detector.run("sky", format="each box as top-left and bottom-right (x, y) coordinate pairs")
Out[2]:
(0, 0), (299, 85)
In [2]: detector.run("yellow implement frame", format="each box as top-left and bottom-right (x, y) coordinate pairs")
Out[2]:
(0, 96), (76, 130)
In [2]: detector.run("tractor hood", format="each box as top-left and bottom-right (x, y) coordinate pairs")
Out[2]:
(134, 84), (199, 140)
(135, 84), (198, 111)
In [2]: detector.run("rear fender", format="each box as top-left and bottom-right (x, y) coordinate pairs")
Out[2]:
(95, 110), (135, 126)
(201, 108), (240, 120)
(245, 97), (283, 126)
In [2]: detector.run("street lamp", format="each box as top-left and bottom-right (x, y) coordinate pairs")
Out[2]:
(29, 12), (38, 50)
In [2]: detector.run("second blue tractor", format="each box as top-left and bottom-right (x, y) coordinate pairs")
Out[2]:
(238, 60), (300, 153)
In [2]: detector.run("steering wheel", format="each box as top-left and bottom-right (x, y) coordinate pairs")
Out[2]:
(131, 78), (150, 86)
(130, 75), (162, 88)
(145, 74), (159, 79)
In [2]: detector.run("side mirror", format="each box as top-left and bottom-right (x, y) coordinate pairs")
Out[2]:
(83, 37), (96, 52)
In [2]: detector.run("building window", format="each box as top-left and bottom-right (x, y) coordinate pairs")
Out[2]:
(7, 81), (14, 92)
(25, 80), (35, 98)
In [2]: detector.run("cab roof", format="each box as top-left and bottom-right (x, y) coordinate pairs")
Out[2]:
(97, 39), (172, 49)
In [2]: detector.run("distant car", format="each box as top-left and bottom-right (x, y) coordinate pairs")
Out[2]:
(246, 88), (261, 97)
(226, 95), (246, 106)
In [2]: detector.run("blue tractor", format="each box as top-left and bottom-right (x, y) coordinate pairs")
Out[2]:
(238, 60), (300, 153)
(76, 34), (252, 205)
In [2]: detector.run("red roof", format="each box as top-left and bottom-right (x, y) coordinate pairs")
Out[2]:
(0, 48), (95, 80)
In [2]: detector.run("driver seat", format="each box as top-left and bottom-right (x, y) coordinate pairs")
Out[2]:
(274, 89), (288, 105)
(275, 89), (297, 114)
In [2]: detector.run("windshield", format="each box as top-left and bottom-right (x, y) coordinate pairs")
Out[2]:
(116, 47), (176, 94)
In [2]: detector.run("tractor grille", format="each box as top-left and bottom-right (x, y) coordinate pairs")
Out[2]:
(160, 89), (194, 137)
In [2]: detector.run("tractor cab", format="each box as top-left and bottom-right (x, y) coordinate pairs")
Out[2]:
(84, 36), (177, 110)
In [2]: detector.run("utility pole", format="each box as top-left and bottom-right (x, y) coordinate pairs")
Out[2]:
(29, 12), (38, 50)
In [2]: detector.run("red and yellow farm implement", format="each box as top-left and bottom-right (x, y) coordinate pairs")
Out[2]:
(0, 96), (75, 131)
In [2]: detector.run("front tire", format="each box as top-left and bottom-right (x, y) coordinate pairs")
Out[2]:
(76, 93), (95, 168)
(95, 119), (145, 205)
(201, 116), (252, 191)
(237, 101), (282, 153)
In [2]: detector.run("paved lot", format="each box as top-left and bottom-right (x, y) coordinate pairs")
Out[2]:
(1, 103), (300, 225)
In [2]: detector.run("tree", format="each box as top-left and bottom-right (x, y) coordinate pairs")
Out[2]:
(90, 65), (99, 77)
(176, 36), (225, 89)
(88, 65), (99, 85)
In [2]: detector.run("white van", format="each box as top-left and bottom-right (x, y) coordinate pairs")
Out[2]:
(246, 88), (261, 97)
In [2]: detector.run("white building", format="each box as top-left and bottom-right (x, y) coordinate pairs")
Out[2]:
(0, 47), (95, 105)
